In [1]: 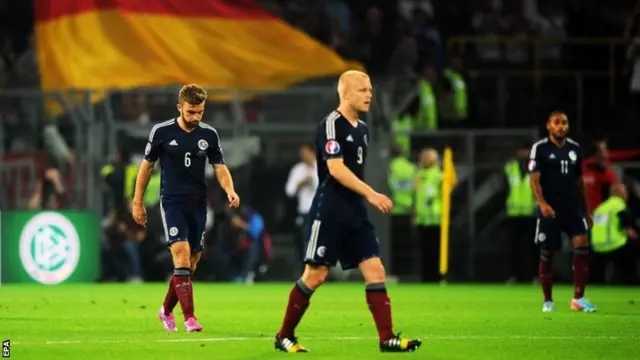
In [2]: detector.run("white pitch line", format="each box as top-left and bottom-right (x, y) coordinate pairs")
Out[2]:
(14, 335), (635, 346)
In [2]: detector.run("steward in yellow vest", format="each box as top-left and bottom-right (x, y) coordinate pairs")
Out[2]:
(591, 184), (636, 254)
(393, 114), (413, 157)
(414, 148), (443, 282)
(443, 56), (468, 122)
(389, 146), (416, 215)
(504, 160), (536, 217)
(504, 144), (538, 283)
(416, 66), (438, 130)
(590, 184), (638, 284)
(388, 146), (418, 277)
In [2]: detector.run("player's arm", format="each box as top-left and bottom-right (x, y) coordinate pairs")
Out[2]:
(213, 164), (235, 194)
(527, 149), (548, 206)
(207, 129), (240, 207)
(327, 158), (376, 197)
(132, 159), (154, 205)
(133, 134), (163, 206)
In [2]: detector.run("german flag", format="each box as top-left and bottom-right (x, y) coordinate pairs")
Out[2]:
(36, 0), (361, 113)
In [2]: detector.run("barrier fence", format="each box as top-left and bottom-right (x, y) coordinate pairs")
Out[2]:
(1, 84), (639, 283)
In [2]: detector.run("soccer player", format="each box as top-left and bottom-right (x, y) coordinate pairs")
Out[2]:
(273, 70), (422, 353)
(528, 111), (596, 313)
(131, 84), (240, 331)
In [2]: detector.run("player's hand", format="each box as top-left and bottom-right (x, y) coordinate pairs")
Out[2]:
(540, 202), (556, 218)
(227, 191), (240, 208)
(366, 192), (393, 214)
(131, 201), (147, 227)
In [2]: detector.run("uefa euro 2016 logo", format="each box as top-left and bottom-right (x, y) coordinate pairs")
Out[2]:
(19, 212), (80, 285)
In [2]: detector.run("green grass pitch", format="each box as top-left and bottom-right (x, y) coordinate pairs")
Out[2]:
(1, 283), (638, 359)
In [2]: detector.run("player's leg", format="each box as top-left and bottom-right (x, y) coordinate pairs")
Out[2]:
(569, 216), (597, 312)
(190, 252), (202, 273)
(176, 206), (208, 331)
(275, 219), (334, 353)
(534, 217), (559, 312)
(349, 222), (421, 352)
(158, 202), (191, 331)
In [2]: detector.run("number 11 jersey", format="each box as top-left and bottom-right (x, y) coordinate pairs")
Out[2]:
(528, 137), (583, 213)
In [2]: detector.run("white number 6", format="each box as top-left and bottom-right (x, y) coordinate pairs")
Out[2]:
(184, 152), (191, 167)
(357, 146), (363, 164)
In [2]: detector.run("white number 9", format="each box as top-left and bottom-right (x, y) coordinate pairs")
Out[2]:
(357, 146), (363, 164)
(184, 152), (191, 167)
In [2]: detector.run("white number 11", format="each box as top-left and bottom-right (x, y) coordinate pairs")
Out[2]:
(560, 160), (568, 174)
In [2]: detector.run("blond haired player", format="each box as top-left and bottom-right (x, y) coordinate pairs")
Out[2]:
(273, 71), (422, 353)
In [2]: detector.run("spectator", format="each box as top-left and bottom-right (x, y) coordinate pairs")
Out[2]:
(27, 159), (69, 210)
(231, 206), (269, 284)
(285, 143), (318, 262)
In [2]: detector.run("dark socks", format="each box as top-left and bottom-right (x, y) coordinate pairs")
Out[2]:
(573, 247), (590, 299)
(539, 253), (554, 302)
(365, 282), (394, 342)
(173, 267), (194, 320)
(162, 275), (178, 315)
(278, 279), (314, 338)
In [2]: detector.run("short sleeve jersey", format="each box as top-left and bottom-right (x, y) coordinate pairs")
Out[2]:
(143, 119), (224, 202)
(528, 137), (583, 212)
(315, 110), (369, 212)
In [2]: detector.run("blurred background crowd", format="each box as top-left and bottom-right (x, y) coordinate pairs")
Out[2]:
(1, 0), (639, 285)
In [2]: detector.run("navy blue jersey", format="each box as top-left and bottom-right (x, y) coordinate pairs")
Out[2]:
(528, 137), (583, 212)
(314, 110), (369, 210)
(144, 119), (224, 203)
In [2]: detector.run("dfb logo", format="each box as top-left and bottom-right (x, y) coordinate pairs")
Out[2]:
(2, 339), (9, 358)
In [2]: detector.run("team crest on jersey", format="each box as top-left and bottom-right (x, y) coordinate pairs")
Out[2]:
(325, 140), (340, 155)
(198, 139), (209, 151)
(527, 160), (536, 171)
(568, 150), (577, 162)
(144, 142), (151, 155)
(364, 134), (368, 146)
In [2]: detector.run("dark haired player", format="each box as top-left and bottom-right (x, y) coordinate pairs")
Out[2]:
(528, 111), (596, 312)
(273, 70), (422, 353)
(132, 84), (240, 331)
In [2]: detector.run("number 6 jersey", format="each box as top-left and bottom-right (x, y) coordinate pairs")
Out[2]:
(144, 118), (224, 203)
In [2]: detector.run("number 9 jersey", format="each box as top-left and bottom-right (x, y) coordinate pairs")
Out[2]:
(314, 110), (369, 208)
(305, 110), (379, 270)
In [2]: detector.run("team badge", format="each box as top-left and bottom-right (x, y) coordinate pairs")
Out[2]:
(527, 160), (536, 171)
(169, 227), (179, 237)
(317, 246), (326, 257)
(364, 134), (368, 146)
(198, 139), (209, 151)
(568, 150), (577, 162)
(144, 142), (151, 155)
(537, 233), (546, 242)
(325, 140), (340, 155)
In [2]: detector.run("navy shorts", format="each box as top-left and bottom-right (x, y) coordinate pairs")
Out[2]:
(160, 200), (207, 253)
(303, 215), (380, 270)
(534, 210), (589, 250)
